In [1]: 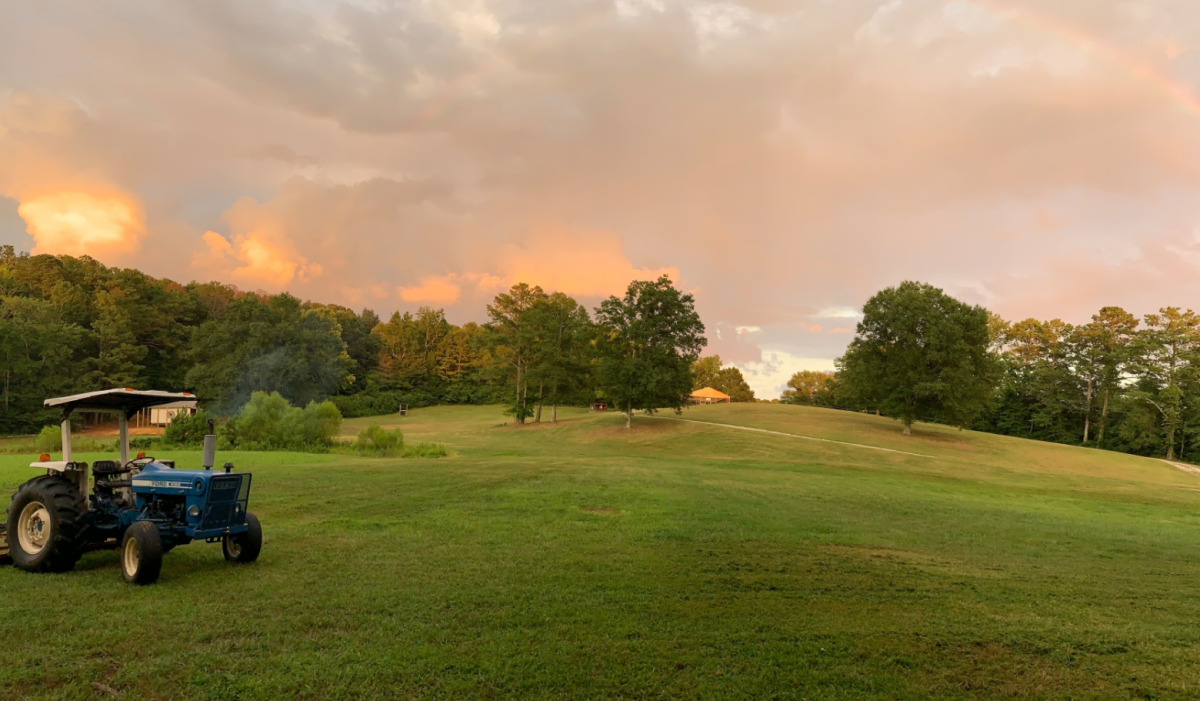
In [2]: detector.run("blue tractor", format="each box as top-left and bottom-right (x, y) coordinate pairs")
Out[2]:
(0, 389), (261, 585)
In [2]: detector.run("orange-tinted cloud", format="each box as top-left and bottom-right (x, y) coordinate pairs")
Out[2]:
(18, 190), (144, 257)
(198, 229), (321, 288)
(398, 276), (461, 304)
(495, 227), (678, 298)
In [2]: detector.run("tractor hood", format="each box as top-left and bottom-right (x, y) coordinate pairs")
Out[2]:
(131, 463), (235, 497)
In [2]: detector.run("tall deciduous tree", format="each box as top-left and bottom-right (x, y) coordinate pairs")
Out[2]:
(838, 281), (998, 435)
(1070, 307), (1138, 446)
(595, 276), (706, 429)
(781, 370), (836, 406)
(1131, 307), (1200, 460)
(526, 293), (593, 422)
(485, 283), (548, 423)
(85, 290), (148, 389)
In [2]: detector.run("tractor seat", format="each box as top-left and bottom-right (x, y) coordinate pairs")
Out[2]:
(91, 460), (128, 475)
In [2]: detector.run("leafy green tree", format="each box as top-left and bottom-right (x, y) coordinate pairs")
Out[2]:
(526, 292), (594, 421)
(0, 295), (85, 432)
(1130, 308), (1200, 460)
(372, 307), (451, 389)
(1069, 307), (1139, 446)
(186, 294), (352, 411)
(691, 355), (755, 402)
(484, 283), (548, 424)
(838, 281), (998, 435)
(781, 370), (836, 406)
(85, 290), (148, 389)
(999, 318), (1081, 443)
(595, 276), (706, 429)
(306, 303), (382, 392)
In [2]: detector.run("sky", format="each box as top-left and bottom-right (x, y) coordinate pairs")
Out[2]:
(4, 0), (1200, 398)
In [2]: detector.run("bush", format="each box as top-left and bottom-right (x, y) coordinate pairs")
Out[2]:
(354, 423), (405, 456)
(34, 425), (61, 453)
(222, 391), (343, 451)
(163, 410), (215, 447)
(403, 442), (448, 458)
(130, 436), (162, 450)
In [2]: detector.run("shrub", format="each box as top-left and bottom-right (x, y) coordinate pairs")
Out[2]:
(354, 423), (404, 456)
(35, 425), (61, 453)
(403, 442), (448, 458)
(130, 436), (162, 450)
(221, 391), (343, 451)
(163, 410), (216, 447)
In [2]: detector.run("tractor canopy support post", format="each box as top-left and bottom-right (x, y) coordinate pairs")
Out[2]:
(60, 413), (72, 462)
(119, 413), (129, 464)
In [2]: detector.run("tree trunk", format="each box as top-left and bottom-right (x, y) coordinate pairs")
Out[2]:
(1167, 426), (1177, 460)
(552, 402), (558, 423)
(515, 359), (524, 424)
(902, 421), (911, 436)
(1097, 388), (1109, 447)
(535, 382), (544, 422)
(1082, 377), (1093, 444)
(626, 400), (632, 429)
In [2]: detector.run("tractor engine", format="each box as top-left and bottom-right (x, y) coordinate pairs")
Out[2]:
(130, 464), (251, 534)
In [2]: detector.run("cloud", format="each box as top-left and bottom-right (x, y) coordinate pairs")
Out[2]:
(18, 190), (144, 257)
(494, 227), (678, 298)
(3, 0), (1200, 371)
(735, 350), (837, 399)
(399, 276), (462, 304)
(198, 228), (322, 288)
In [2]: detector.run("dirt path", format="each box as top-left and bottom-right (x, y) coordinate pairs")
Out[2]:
(647, 416), (931, 458)
(1161, 459), (1200, 477)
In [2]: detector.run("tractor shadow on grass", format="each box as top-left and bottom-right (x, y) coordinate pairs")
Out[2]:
(75, 547), (245, 580)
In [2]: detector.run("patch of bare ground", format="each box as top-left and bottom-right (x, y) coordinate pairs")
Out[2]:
(1163, 459), (1200, 477)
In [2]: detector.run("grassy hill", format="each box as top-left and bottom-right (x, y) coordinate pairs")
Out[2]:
(3, 405), (1200, 699)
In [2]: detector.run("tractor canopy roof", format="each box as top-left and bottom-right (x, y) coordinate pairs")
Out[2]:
(45, 388), (197, 414)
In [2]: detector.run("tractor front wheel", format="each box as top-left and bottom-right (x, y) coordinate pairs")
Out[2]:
(121, 522), (163, 585)
(5, 474), (85, 573)
(222, 512), (262, 564)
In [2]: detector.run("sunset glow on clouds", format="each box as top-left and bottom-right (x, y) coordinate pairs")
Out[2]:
(18, 191), (144, 257)
(5, 0), (1200, 396)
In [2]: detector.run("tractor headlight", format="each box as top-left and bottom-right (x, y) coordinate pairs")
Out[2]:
(193, 480), (204, 493)
(188, 505), (201, 519)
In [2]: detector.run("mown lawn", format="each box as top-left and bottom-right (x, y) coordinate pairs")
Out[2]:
(3, 404), (1200, 700)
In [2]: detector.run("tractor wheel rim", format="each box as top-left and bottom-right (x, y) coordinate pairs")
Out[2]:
(226, 537), (241, 558)
(123, 536), (139, 576)
(17, 502), (50, 555)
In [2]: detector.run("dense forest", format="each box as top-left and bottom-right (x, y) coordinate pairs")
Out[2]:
(7, 249), (1187, 462)
(0, 248), (709, 434)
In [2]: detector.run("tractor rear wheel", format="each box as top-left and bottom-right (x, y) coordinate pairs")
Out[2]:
(120, 522), (163, 585)
(222, 512), (262, 563)
(5, 474), (85, 573)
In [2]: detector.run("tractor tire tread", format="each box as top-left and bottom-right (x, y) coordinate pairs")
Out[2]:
(5, 474), (86, 573)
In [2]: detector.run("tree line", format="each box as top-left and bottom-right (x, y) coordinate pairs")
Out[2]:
(0, 248), (709, 433)
(782, 280), (1200, 461)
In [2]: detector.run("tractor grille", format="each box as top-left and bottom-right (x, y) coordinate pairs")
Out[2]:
(201, 474), (251, 530)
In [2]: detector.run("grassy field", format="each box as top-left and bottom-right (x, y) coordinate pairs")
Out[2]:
(3, 404), (1200, 700)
